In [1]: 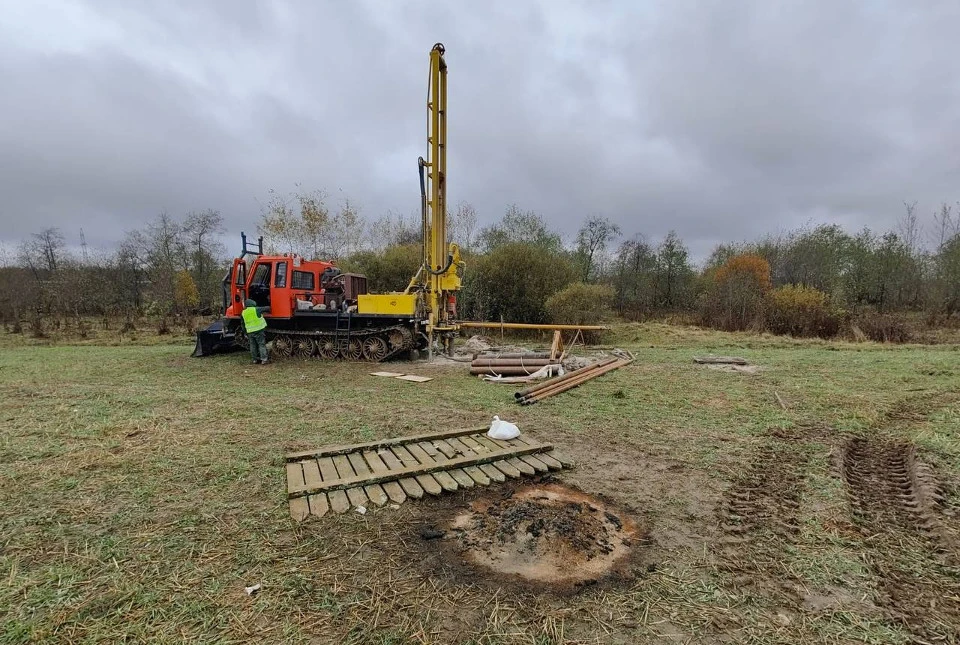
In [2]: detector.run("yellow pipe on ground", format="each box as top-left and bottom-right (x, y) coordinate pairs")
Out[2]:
(458, 322), (608, 331)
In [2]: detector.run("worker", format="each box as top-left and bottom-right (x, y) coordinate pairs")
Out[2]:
(242, 299), (270, 364)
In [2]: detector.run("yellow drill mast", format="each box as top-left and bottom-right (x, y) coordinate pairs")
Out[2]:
(407, 42), (463, 356)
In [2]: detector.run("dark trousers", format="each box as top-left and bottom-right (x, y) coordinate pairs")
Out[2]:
(249, 330), (268, 363)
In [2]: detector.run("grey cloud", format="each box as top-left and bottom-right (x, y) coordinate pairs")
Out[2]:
(0, 0), (958, 257)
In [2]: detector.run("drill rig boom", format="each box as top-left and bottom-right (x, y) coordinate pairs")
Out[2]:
(410, 43), (462, 355)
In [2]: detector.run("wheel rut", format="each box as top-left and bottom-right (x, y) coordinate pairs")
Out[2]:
(715, 429), (815, 602)
(841, 433), (960, 640)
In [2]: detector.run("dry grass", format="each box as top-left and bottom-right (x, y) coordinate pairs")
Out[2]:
(1, 322), (958, 643)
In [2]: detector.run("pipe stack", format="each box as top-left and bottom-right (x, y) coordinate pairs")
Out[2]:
(514, 354), (633, 405)
(469, 351), (557, 376)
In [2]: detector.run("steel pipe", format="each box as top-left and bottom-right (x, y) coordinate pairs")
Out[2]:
(514, 357), (619, 399)
(519, 359), (631, 404)
(460, 322), (607, 331)
(471, 359), (555, 368)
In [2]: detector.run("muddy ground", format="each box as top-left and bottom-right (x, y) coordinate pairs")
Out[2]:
(304, 391), (960, 644)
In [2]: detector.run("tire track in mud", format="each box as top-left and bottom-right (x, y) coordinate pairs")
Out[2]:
(715, 427), (821, 601)
(842, 437), (960, 641)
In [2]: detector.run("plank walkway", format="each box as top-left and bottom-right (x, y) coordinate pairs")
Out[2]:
(285, 427), (570, 520)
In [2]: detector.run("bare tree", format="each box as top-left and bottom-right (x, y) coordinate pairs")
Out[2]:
(932, 203), (959, 251)
(327, 198), (366, 260)
(184, 209), (225, 310)
(575, 215), (622, 281)
(898, 201), (922, 254)
(450, 201), (478, 252)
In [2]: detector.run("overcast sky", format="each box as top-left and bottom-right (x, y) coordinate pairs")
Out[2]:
(1, 0), (958, 258)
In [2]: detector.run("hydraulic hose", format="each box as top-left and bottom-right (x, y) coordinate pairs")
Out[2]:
(418, 156), (454, 276)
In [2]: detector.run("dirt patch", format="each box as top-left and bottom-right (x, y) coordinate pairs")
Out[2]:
(443, 482), (644, 592)
(841, 437), (960, 641)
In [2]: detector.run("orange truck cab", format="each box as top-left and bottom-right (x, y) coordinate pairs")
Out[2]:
(193, 233), (425, 360)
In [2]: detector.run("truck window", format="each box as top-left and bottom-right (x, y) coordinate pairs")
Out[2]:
(234, 261), (246, 286)
(275, 261), (288, 288)
(251, 263), (271, 287)
(292, 270), (315, 290)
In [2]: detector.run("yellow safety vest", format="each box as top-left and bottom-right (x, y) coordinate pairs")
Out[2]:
(242, 306), (267, 333)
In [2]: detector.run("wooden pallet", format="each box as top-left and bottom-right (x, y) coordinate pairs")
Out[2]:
(285, 427), (569, 520)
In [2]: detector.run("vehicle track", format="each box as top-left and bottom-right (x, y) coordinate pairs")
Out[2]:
(716, 431), (814, 600)
(842, 436), (960, 640)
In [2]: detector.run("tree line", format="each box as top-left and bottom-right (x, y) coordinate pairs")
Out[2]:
(1, 188), (959, 341)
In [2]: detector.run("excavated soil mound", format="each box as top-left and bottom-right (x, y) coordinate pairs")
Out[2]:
(447, 483), (640, 590)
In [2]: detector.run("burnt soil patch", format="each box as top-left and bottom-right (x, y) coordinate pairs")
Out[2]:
(433, 480), (646, 594)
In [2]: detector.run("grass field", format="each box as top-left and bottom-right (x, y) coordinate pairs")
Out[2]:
(1, 323), (958, 644)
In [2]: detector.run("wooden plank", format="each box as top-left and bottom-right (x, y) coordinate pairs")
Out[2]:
(463, 465), (490, 485)
(364, 484), (389, 506)
(407, 443), (438, 464)
(302, 460), (323, 489)
(346, 487), (368, 508)
(418, 441), (441, 458)
(289, 442), (552, 496)
(362, 450), (391, 474)
(328, 490), (351, 513)
(449, 468), (475, 488)
(332, 454), (356, 480)
(473, 435), (508, 453)
(459, 435), (490, 454)
(382, 481), (406, 504)
(519, 454), (550, 473)
(376, 448), (405, 470)
(388, 445), (419, 468)
(445, 437), (477, 457)
(392, 445), (443, 496)
(347, 452), (373, 478)
(433, 439), (459, 459)
(377, 448), (422, 499)
(317, 457), (339, 482)
(289, 497), (309, 521)
(415, 475), (443, 496)
(507, 457), (535, 476)
(537, 452), (564, 470)
(481, 435), (515, 450)
(371, 371), (405, 377)
(391, 444), (424, 468)
(479, 463), (506, 483)
(308, 494), (329, 517)
(395, 375), (433, 383)
(432, 470), (459, 492)
(492, 459), (522, 478)
(549, 329), (562, 361)
(398, 477), (425, 499)
(693, 356), (748, 365)
(475, 437), (529, 480)
(286, 462), (305, 491)
(410, 438), (458, 490)
(286, 426), (488, 461)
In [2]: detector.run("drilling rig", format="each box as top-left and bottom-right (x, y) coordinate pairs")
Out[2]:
(193, 43), (463, 361)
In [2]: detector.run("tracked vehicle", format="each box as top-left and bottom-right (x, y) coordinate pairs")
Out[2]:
(193, 43), (462, 361)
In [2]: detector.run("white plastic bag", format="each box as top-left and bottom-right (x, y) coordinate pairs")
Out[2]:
(487, 415), (520, 440)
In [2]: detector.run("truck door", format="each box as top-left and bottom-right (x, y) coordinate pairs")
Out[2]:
(248, 261), (273, 309)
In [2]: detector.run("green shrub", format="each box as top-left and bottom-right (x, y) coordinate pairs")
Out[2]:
(545, 282), (614, 325)
(853, 312), (913, 343)
(765, 285), (843, 338)
(342, 244), (422, 293)
(459, 243), (577, 324)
